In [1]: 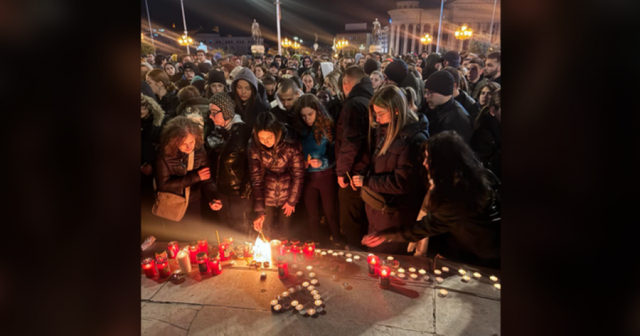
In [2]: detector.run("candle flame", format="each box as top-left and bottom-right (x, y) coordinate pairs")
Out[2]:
(253, 236), (272, 263)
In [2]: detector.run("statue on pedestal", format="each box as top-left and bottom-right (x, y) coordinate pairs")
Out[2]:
(370, 18), (383, 53)
(251, 19), (262, 45)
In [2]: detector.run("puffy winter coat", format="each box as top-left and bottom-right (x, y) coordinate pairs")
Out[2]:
(428, 97), (473, 144)
(210, 119), (253, 197)
(155, 147), (217, 204)
(454, 90), (481, 124)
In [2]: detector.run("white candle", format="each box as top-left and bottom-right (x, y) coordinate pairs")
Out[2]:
(332, 252), (338, 257)
(354, 255), (361, 261)
(271, 299), (278, 306)
(307, 285), (315, 291)
(458, 269), (467, 275)
(390, 271), (396, 276)
(321, 251), (327, 257)
(288, 287), (296, 293)
(439, 289), (448, 297)
(387, 256), (394, 261)
(345, 253), (353, 258)
(441, 267), (449, 272)
(307, 308), (316, 316)
(281, 291), (289, 298)
(490, 275), (498, 282)
(296, 271), (304, 277)
(302, 281), (310, 287)
(309, 272), (316, 278)
(410, 273), (418, 279)
(462, 275), (471, 282)
(313, 294), (322, 300)
(296, 304), (305, 312)
(435, 277), (443, 283)
(290, 300), (299, 307)
(327, 250), (334, 254)
(306, 265), (313, 271)
(434, 270), (442, 275)
(314, 300), (323, 306)
(473, 272), (482, 279)
(273, 304), (282, 312)
(338, 251), (345, 256)
(310, 289), (318, 296)
(494, 283), (501, 290)
(408, 267), (416, 272)
(398, 268), (405, 273)
(310, 279), (318, 285)
(398, 273), (406, 278)
(177, 249), (192, 273)
(418, 269), (427, 275)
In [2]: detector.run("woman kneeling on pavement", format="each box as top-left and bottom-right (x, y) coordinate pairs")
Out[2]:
(351, 85), (429, 255)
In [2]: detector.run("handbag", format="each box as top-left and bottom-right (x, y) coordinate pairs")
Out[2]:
(361, 186), (397, 214)
(152, 151), (194, 222)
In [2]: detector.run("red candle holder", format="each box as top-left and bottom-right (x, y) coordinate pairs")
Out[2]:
(142, 258), (158, 278)
(282, 243), (293, 262)
(219, 239), (231, 261)
(276, 255), (289, 279)
(378, 265), (391, 288)
(196, 252), (210, 274)
(293, 245), (306, 263)
(209, 255), (222, 275)
(303, 240), (315, 260)
(156, 256), (171, 277)
(367, 255), (380, 277)
(189, 244), (199, 264)
(198, 239), (208, 254)
(244, 242), (254, 258)
(290, 238), (300, 249)
(167, 241), (180, 259)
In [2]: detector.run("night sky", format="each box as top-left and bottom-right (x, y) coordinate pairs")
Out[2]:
(141, 0), (444, 47)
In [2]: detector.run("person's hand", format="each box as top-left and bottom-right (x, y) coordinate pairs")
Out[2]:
(304, 161), (310, 169)
(308, 159), (322, 168)
(428, 178), (435, 191)
(197, 167), (211, 181)
(282, 203), (296, 217)
(361, 234), (386, 247)
(338, 176), (349, 188)
(253, 215), (265, 232)
(209, 199), (222, 211)
(352, 175), (364, 188)
(141, 163), (153, 176)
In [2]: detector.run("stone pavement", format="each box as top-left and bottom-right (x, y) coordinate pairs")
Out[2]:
(141, 243), (500, 336)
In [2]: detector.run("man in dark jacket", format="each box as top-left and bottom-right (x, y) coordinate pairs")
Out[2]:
(269, 78), (302, 125)
(336, 66), (373, 250)
(484, 52), (501, 85)
(424, 71), (473, 143)
(175, 62), (200, 90)
(442, 66), (481, 123)
(384, 59), (423, 109)
(467, 58), (490, 101)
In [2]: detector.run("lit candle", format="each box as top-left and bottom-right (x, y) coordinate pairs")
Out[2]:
(296, 285), (303, 291)
(494, 283), (501, 290)
(346, 258), (353, 263)
(167, 241), (180, 259)
(408, 267), (416, 273)
(398, 268), (405, 273)
(307, 308), (316, 316)
(281, 291), (290, 299)
(229, 260), (236, 265)
(490, 275), (498, 282)
(295, 304), (305, 313)
(189, 244), (199, 264)
(270, 239), (282, 260)
(263, 261), (270, 268)
(294, 245), (306, 264)
(390, 271), (396, 276)
(313, 294), (322, 300)
(288, 287), (296, 294)
(398, 273), (406, 278)
(209, 256), (222, 275)
(292, 264), (298, 269)
(387, 256), (394, 262)
(306, 265), (313, 271)
(418, 269), (427, 275)
(462, 275), (471, 282)
(434, 270), (442, 275)
(196, 252), (210, 274)
(458, 269), (467, 275)
(307, 285), (315, 291)
(270, 300), (281, 313)
(435, 277), (443, 283)
(177, 249), (191, 273)
(338, 251), (345, 257)
(276, 256), (289, 279)
(272, 304), (282, 313)
(342, 282), (349, 289)
(156, 256), (171, 277)
(379, 265), (391, 288)
(309, 272), (316, 278)
(197, 239), (208, 254)
(439, 289), (448, 297)
(345, 253), (353, 258)
(441, 267), (449, 272)
(327, 250), (334, 254)
(218, 240), (230, 261)
(473, 272), (482, 279)
(310, 289), (318, 295)
(296, 271), (304, 278)
(321, 251), (327, 258)
(302, 281), (310, 287)
(142, 258), (158, 278)
(332, 252), (338, 258)
(354, 255), (361, 261)
(410, 273), (418, 280)
(304, 240), (316, 260)
(314, 300), (323, 307)
(290, 300), (299, 307)
(367, 255), (380, 277)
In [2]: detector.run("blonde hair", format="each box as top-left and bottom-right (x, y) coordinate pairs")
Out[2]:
(324, 70), (342, 98)
(368, 85), (418, 156)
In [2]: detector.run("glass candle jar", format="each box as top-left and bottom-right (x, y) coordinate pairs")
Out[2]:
(196, 252), (210, 274)
(378, 265), (391, 288)
(167, 241), (180, 259)
(303, 240), (315, 260)
(155, 256), (171, 277)
(282, 243), (293, 263)
(209, 255), (222, 275)
(197, 239), (208, 254)
(276, 256), (289, 279)
(294, 245), (306, 264)
(189, 244), (199, 264)
(142, 258), (158, 278)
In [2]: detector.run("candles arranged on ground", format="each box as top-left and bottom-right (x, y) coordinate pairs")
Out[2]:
(290, 300), (299, 307)
(210, 256), (222, 275)
(197, 239), (208, 254)
(321, 251), (327, 258)
(167, 241), (180, 259)
(346, 258), (353, 263)
(410, 273), (418, 279)
(439, 289), (448, 297)
(314, 300), (323, 307)
(310, 279), (318, 286)
(494, 283), (501, 290)
(177, 249), (191, 273)
(473, 272), (482, 279)
(490, 275), (498, 282)
(462, 275), (471, 282)
(418, 269), (427, 275)
(398, 268), (405, 273)
(435, 277), (444, 283)
(189, 244), (199, 264)
(367, 255), (380, 277)
(441, 267), (449, 272)
(302, 281), (310, 287)
(408, 267), (416, 273)
(307, 308), (316, 316)
(310, 289), (318, 295)
(338, 251), (345, 257)
(459, 269), (467, 275)
(296, 304), (305, 313)
(313, 294), (322, 300)
(398, 273), (406, 278)
(327, 250), (334, 254)
(379, 266), (391, 288)
(281, 291), (290, 299)
(354, 255), (361, 261)
(276, 256), (289, 279)
(307, 285), (316, 291)
(434, 269), (442, 275)
(387, 256), (394, 262)
(296, 271), (304, 278)
(142, 258), (158, 278)
(288, 287), (296, 294)
(271, 300), (281, 313)
(196, 252), (209, 274)
(345, 253), (353, 258)
(156, 256), (171, 277)
(296, 285), (303, 291)
(306, 265), (313, 271)
(309, 272), (316, 278)
(332, 252), (338, 258)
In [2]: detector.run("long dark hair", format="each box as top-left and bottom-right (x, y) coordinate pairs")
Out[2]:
(233, 79), (257, 118)
(423, 131), (491, 213)
(251, 111), (284, 151)
(292, 94), (334, 145)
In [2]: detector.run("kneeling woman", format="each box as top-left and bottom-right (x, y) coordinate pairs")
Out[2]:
(362, 131), (501, 269)
(352, 85), (429, 254)
(249, 112), (305, 238)
(155, 116), (221, 222)
(292, 94), (343, 247)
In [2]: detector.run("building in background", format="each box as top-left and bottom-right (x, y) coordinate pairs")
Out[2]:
(387, 0), (500, 55)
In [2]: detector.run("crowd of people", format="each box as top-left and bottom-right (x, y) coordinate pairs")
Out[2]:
(141, 48), (501, 268)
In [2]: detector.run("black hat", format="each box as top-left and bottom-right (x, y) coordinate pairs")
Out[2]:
(443, 51), (461, 68)
(197, 62), (212, 74)
(384, 59), (408, 84)
(192, 79), (205, 94)
(425, 70), (454, 96)
(207, 70), (226, 85)
(182, 62), (198, 75)
(269, 62), (279, 69)
(364, 59), (380, 75)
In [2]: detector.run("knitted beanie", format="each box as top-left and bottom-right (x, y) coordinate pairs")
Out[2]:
(425, 70), (454, 96)
(384, 59), (408, 84)
(209, 92), (236, 121)
(364, 59), (380, 75)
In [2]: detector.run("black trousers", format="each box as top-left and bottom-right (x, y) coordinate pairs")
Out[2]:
(303, 169), (341, 244)
(217, 194), (252, 234)
(338, 186), (368, 251)
(264, 205), (293, 238)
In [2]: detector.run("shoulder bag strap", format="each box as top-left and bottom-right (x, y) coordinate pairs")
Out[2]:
(185, 151), (195, 202)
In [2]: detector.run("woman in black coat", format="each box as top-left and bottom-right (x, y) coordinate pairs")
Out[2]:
(155, 116), (221, 222)
(146, 69), (180, 120)
(351, 85), (429, 255)
(362, 131), (501, 269)
(229, 68), (270, 130)
(141, 93), (165, 205)
(471, 89), (501, 179)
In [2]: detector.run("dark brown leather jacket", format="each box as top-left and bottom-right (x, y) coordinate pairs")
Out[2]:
(155, 147), (217, 203)
(248, 128), (305, 215)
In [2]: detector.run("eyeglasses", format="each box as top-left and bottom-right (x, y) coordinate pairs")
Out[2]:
(210, 108), (222, 116)
(424, 90), (436, 97)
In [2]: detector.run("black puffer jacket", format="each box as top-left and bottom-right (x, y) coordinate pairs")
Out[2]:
(470, 113), (501, 179)
(248, 127), (305, 215)
(363, 115), (429, 232)
(158, 90), (180, 120)
(428, 97), (473, 144)
(210, 119), (253, 197)
(155, 147), (217, 204)
(454, 90), (481, 124)
(335, 77), (374, 179)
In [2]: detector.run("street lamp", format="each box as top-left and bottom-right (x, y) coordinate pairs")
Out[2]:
(293, 41), (300, 52)
(454, 25), (473, 40)
(178, 34), (194, 49)
(282, 37), (292, 55)
(420, 33), (432, 45)
(336, 38), (349, 50)
(179, 0), (191, 54)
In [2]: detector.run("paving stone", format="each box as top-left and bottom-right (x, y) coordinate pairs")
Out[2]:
(141, 276), (168, 300)
(141, 317), (189, 336)
(141, 302), (203, 330)
(435, 290), (500, 336)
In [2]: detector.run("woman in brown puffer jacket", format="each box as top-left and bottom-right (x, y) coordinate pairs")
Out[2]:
(248, 111), (305, 238)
